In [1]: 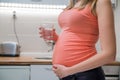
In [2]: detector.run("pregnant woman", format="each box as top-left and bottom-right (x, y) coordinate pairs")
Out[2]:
(39, 0), (116, 80)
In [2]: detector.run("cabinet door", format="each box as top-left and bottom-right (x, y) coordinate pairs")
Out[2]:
(31, 65), (59, 80)
(0, 66), (30, 80)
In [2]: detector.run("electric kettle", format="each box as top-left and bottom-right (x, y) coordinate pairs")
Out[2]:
(0, 41), (21, 57)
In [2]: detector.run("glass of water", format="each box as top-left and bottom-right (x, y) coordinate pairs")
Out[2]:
(40, 23), (55, 51)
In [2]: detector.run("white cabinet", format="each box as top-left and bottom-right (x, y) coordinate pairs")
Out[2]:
(0, 66), (30, 80)
(102, 66), (120, 80)
(31, 65), (59, 80)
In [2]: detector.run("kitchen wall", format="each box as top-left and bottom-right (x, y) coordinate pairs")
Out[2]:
(0, 0), (68, 5)
(0, 0), (120, 58)
(114, 0), (120, 61)
(0, 7), (62, 54)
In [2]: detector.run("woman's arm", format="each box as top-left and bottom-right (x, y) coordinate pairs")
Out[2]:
(53, 0), (116, 78)
(68, 0), (116, 75)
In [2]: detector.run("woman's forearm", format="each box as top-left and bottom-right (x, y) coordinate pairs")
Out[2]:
(68, 51), (116, 75)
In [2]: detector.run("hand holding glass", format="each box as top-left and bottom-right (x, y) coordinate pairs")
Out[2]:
(39, 24), (55, 50)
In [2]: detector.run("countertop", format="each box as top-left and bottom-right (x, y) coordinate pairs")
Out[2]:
(0, 56), (120, 66)
(0, 56), (52, 65)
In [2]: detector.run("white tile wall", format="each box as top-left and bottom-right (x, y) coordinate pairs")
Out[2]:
(0, 7), (61, 54)
(114, 0), (120, 61)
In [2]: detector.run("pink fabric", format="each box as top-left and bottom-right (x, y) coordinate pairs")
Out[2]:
(52, 5), (99, 67)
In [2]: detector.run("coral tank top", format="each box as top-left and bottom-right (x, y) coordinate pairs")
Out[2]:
(52, 4), (99, 67)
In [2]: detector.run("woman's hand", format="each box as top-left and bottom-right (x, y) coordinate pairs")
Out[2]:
(39, 27), (58, 42)
(52, 64), (71, 78)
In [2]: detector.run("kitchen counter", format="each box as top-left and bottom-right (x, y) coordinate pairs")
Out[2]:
(0, 56), (120, 66)
(0, 56), (52, 65)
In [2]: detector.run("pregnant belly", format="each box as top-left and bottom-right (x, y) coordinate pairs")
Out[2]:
(52, 39), (97, 67)
(52, 31), (97, 67)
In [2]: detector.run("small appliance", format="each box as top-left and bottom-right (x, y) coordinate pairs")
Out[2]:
(0, 41), (21, 57)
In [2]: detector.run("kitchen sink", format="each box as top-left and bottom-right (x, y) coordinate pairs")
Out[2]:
(35, 56), (52, 60)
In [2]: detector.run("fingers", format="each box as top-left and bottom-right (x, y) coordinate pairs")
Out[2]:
(38, 27), (57, 41)
(39, 27), (45, 38)
(52, 66), (61, 78)
(39, 31), (43, 38)
(39, 26), (44, 30)
(52, 68), (63, 78)
(52, 64), (61, 76)
(53, 65), (58, 69)
(52, 64), (58, 72)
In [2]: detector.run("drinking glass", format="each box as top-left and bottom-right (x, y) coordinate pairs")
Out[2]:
(40, 23), (55, 52)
